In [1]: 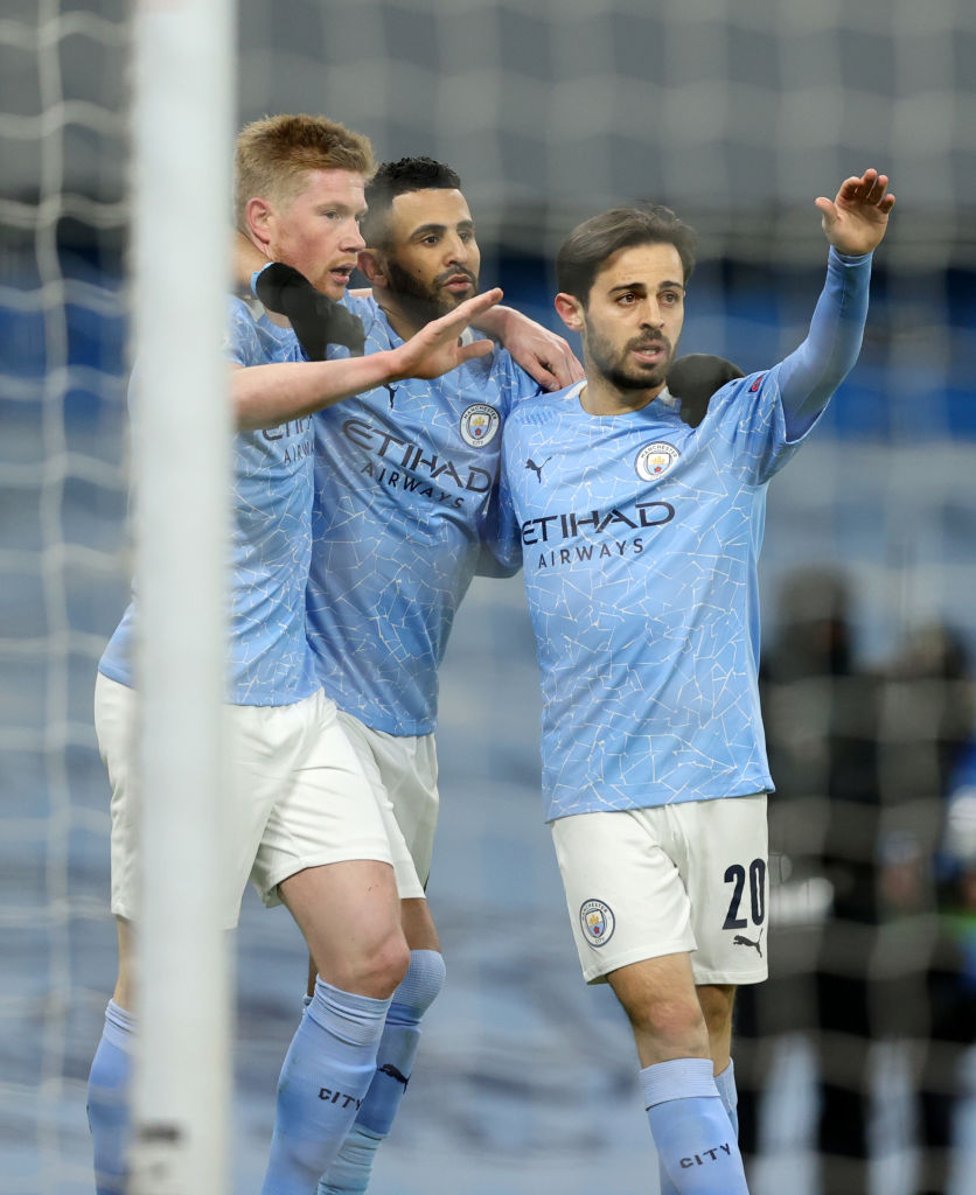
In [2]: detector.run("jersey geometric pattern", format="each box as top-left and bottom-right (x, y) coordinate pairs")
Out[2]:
(98, 297), (319, 706)
(306, 294), (540, 734)
(496, 250), (871, 821)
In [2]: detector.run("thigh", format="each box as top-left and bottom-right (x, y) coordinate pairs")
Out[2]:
(674, 794), (769, 986)
(337, 710), (433, 896)
(251, 690), (394, 906)
(551, 809), (697, 984)
(279, 856), (402, 986)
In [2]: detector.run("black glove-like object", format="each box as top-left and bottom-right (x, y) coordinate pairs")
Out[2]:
(253, 262), (366, 359)
(667, 353), (745, 429)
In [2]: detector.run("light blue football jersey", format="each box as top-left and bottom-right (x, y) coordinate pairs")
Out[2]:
(497, 250), (872, 821)
(306, 293), (540, 734)
(98, 297), (320, 706)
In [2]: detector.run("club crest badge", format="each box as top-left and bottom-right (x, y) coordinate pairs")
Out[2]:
(635, 441), (679, 482)
(580, 898), (615, 947)
(460, 403), (501, 448)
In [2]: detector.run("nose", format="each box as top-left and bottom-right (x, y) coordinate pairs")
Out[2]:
(342, 217), (366, 253)
(444, 232), (471, 265)
(638, 299), (665, 329)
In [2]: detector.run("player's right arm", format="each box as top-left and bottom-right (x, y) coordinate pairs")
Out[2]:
(230, 287), (502, 430)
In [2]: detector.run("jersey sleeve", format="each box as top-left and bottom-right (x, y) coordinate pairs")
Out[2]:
(493, 350), (545, 419)
(477, 421), (524, 577)
(703, 247), (872, 486)
(223, 297), (264, 367)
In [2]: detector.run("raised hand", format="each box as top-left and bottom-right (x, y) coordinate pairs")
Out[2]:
(390, 287), (504, 381)
(815, 168), (895, 256)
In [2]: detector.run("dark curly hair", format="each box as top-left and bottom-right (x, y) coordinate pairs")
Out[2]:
(363, 157), (462, 247)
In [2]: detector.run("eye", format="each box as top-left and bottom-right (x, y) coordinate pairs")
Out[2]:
(660, 291), (682, 306)
(421, 234), (440, 246)
(616, 292), (638, 306)
(459, 229), (474, 243)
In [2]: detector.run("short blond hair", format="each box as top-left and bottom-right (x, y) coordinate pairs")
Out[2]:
(234, 114), (376, 230)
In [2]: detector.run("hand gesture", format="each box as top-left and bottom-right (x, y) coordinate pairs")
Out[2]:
(815, 169), (895, 256)
(390, 288), (504, 381)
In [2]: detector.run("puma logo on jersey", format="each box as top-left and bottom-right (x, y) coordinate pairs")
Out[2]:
(732, 929), (764, 958)
(378, 1063), (410, 1089)
(525, 456), (552, 482)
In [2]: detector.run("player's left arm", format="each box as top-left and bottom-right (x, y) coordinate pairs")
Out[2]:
(778, 169), (895, 438)
(473, 304), (585, 392)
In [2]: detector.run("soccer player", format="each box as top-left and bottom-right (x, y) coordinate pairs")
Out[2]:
(300, 157), (553, 1194)
(85, 116), (505, 1195)
(493, 169), (895, 1193)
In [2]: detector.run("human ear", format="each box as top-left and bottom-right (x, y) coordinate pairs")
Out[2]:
(244, 197), (275, 253)
(554, 292), (584, 333)
(358, 248), (388, 289)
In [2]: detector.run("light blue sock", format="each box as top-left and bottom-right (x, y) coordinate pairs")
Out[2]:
(260, 979), (392, 1195)
(317, 949), (446, 1194)
(641, 1058), (749, 1194)
(658, 1060), (740, 1194)
(715, 1059), (739, 1138)
(87, 1000), (135, 1195)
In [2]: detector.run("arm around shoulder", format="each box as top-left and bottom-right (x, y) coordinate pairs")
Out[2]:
(230, 287), (504, 431)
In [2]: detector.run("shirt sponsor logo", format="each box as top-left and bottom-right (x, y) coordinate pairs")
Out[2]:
(459, 402), (501, 448)
(635, 441), (679, 482)
(342, 417), (493, 494)
(520, 502), (675, 546)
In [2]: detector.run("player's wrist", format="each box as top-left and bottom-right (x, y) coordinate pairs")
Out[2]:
(374, 346), (411, 386)
(828, 244), (873, 266)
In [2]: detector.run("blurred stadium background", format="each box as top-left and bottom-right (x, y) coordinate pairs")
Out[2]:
(2, 0), (976, 1192)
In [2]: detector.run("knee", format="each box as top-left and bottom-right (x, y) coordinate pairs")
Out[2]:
(335, 929), (410, 999)
(362, 931), (411, 998)
(628, 993), (710, 1057)
(699, 984), (736, 1038)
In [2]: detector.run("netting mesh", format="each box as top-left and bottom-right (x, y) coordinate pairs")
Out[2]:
(3, 1), (975, 1192)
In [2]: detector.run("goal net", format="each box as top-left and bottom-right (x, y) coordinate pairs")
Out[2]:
(4, 0), (975, 1192)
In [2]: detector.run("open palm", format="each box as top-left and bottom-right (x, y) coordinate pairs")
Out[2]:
(815, 169), (895, 256)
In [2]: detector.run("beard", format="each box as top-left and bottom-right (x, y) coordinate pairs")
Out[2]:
(586, 326), (673, 392)
(385, 258), (479, 328)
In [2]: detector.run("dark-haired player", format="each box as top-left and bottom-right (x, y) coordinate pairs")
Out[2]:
(494, 170), (894, 1193)
(303, 156), (548, 1194)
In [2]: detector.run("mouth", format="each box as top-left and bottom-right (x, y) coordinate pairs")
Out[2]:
(328, 264), (356, 287)
(440, 272), (476, 294)
(630, 342), (668, 366)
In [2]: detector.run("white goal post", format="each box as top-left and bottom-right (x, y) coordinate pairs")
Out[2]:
(129, 1), (234, 1192)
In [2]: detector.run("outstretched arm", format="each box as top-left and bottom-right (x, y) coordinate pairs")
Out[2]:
(231, 288), (502, 430)
(779, 169), (895, 437)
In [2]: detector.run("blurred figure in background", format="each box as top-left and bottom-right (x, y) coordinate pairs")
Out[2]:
(737, 572), (975, 1195)
(874, 624), (975, 1195)
(735, 569), (864, 1181)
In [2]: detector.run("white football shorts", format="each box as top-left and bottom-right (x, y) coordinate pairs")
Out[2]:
(335, 710), (438, 901)
(94, 672), (393, 928)
(551, 794), (769, 986)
